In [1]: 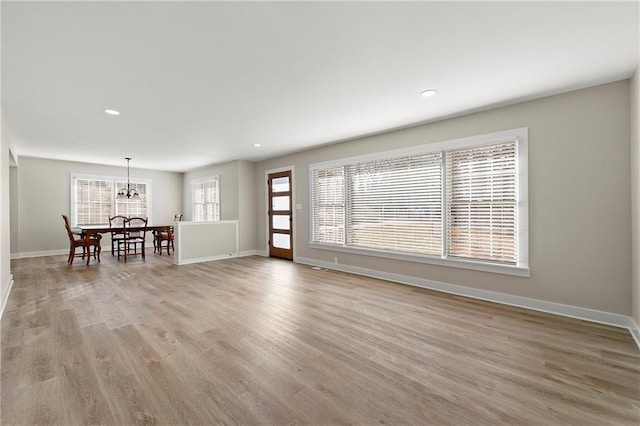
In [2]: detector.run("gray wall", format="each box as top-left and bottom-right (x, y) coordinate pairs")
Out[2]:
(632, 66), (639, 327)
(237, 160), (257, 253)
(183, 160), (239, 222)
(13, 157), (183, 255)
(182, 159), (257, 252)
(9, 167), (19, 255)
(255, 80), (631, 316)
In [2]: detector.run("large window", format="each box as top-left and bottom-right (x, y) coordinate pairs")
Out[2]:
(310, 128), (528, 276)
(192, 176), (220, 221)
(71, 174), (151, 226)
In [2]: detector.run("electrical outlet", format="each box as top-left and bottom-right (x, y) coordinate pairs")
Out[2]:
(333, 257), (338, 264)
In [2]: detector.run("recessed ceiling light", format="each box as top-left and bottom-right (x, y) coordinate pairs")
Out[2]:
(104, 109), (120, 115)
(252, 143), (262, 147)
(420, 89), (437, 98)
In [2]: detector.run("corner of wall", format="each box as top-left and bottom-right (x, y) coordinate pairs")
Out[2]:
(1, 114), (16, 322)
(630, 316), (640, 350)
(0, 274), (14, 320)
(631, 65), (640, 329)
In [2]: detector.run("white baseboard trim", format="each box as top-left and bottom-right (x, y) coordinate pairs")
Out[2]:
(16, 248), (261, 262)
(13, 241), (157, 260)
(255, 250), (269, 257)
(1, 273), (14, 321)
(13, 249), (68, 259)
(629, 317), (640, 350)
(294, 256), (631, 330)
(176, 253), (239, 266)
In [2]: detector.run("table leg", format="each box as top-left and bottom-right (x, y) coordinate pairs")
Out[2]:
(85, 231), (92, 265)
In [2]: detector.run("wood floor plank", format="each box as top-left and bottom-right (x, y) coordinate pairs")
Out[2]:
(58, 345), (117, 425)
(110, 324), (211, 425)
(2, 254), (639, 425)
(80, 323), (162, 425)
(1, 376), (65, 426)
(134, 324), (256, 425)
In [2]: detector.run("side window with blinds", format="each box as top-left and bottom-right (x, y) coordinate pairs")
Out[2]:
(312, 167), (345, 244)
(309, 129), (527, 274)
(446, 142), (517, 264)
(192, 176), (220, 221)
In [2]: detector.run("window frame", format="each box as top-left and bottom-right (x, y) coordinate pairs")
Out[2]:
(308, 128), (529, 277)
(70, 173), (153, 226)
(191, 175), (221, 222)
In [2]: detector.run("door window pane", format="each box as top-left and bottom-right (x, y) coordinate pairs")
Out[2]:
(273, 233), (291, 249)
(272, 196), (290, 211)
(273, 215), (291, 230)
(272, 177), (290, 192)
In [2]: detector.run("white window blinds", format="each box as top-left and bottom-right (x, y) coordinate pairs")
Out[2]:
(446, 141), (517, 264)
(311, 167), (345, 244)
(75, 178), (114, 225)
(346, 153), (442, 255)
(72, 176), (150, 226)
(309, 131), (525, 271)
(192, 177), (220, 221)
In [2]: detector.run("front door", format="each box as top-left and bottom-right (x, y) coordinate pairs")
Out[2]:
(268, 170), (293, 260)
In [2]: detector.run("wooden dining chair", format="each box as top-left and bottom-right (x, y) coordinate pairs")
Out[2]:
(153, 226), (173, 255)
(171, 213), (183, 252)
(154, 213), (182, 255)
(118, 216), (148, 262)
(109, 215), (128, 256)
(62, 214), (102, 265)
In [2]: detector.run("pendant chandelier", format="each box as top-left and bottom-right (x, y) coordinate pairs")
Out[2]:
(116, 157), (140, 199)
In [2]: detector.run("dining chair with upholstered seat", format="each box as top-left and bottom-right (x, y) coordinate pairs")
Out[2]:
(118, 216), (148, 262)
(109, 215), (128, 256)
(62, 214), (102, 265)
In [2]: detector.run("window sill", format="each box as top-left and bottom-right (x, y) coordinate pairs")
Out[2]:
(308, 242), (530, 277)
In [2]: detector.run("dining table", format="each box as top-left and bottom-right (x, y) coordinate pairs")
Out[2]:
(78, 224), (173, 265)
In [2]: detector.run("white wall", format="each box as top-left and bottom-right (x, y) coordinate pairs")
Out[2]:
(631, 65), (640, 328)
(182, 159), (257, 253)
(255, 80), (632, 316)
(13, 157), (183, 255)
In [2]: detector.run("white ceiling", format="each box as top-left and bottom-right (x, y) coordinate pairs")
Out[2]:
(2, 1), (639, 172)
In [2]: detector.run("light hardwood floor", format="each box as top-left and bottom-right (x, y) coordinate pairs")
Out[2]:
(2, 254), (639, 425)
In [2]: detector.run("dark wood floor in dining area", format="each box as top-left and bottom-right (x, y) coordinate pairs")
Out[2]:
(1, 253), (639, 425)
